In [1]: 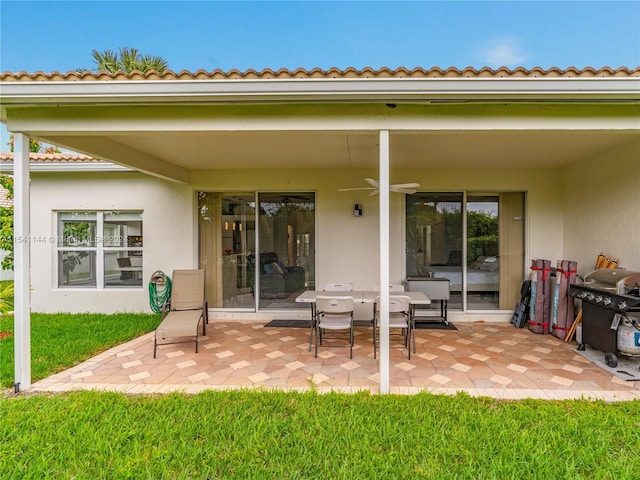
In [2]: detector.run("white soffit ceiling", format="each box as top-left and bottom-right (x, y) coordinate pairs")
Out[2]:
(43, 130), (638, 170)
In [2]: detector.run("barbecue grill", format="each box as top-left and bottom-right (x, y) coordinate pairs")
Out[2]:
(569, 268), (640, 367)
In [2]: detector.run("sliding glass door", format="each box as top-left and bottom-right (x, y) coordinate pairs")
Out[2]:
(257, 193), (315, 309)
(198, 193), (256, 308)
(406, 193), (464, 308)
(406, 192), (524, 311)
(466, 195), (500, 309)
(198, 192), (315, 310)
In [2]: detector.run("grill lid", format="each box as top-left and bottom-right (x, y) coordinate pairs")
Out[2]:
(584, 268), (640, 290)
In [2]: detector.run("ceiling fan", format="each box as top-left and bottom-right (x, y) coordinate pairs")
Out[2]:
(338, 178), (421, 196)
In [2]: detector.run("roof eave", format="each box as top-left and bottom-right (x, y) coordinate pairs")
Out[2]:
(0, 162), (132, 173)
(2, 77), (639, 109)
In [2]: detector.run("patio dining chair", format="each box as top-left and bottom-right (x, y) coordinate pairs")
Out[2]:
(323, 282), (354, 291)
(373, 295), (414, 359)
(374, 284), (406, 292)
(369, 284), (406, 339)
(315, 295), (355, 358)
(308, 282), (355, 352)
(153, 269), (208, 358)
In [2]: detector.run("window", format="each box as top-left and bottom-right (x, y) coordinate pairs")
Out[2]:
(57, 211), (143, 288)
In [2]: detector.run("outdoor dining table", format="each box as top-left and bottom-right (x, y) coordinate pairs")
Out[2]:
(295, 290), (431, 351)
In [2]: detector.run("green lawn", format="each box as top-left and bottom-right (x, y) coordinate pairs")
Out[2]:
(2, 390), (640, 478)
(2, 311), (640, 479)
(0, 312), (161, 388)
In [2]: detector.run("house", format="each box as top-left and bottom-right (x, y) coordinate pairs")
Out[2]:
(2, 66), (639, 390)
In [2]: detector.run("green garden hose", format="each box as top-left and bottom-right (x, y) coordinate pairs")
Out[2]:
(149, 270), (172, 313)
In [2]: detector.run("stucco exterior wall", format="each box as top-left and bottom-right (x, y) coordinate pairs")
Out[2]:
(562, 138), (640, 275)
(28, 163), (568, 315)
(29, 172), (195, 313)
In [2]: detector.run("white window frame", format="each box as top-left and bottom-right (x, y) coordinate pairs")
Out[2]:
(55, 210), (143, 289)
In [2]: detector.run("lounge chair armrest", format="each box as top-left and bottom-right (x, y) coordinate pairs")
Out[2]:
(161, 301), (171, 320)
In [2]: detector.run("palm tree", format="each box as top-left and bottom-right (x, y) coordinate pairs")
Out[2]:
(83, 47), (169, 73)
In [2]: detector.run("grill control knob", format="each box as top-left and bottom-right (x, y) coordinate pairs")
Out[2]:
(603, 297), (612, 306)
(618, 301), (627, 310)
(595, 295), (603, 303)
(577, 291), (587, 299)
(587, 293), (595, 301)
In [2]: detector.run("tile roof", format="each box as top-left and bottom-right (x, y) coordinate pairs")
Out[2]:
(0, 152), (101, 163)
(1, 66), (639, 82)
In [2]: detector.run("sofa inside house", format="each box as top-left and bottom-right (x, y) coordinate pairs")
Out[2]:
(247, 252), (306, 298)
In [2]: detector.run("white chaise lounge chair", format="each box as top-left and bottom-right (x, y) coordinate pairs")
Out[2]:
(153, 269), (208, 358)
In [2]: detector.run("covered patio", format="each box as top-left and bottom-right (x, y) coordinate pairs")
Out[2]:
(29, 319), (640, 401)
(2, 66), (639, 395)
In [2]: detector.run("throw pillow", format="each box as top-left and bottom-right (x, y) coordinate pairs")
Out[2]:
(271, 262), (285, 275)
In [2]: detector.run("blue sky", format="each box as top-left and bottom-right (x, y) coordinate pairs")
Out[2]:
(1, 1), (639, 73)
(1, 0), (639, 147)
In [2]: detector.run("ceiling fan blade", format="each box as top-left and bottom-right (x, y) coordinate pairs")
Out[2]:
(339, 178), (418, 195)
(363, 178), (379, 187)
(390, 187), (417, 194)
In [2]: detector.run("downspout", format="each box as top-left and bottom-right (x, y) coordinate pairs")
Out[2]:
(13, 133), (31, 392)
(379, 130), (390, 394)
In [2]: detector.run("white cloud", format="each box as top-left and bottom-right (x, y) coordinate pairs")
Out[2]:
(483, 37), (527, 67)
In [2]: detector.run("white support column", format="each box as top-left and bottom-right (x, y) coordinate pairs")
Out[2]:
(13, 133), (31, 392)
(379, 130), (390, 394)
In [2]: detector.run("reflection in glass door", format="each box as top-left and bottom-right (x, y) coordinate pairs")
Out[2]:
(198, 193), (256, 308)
(257, 193), (315, 309)
(198, 192), (315, 310)
(221, 195), (256, 307)
(406, 192), (524, 311)
(406, 193), (463, 309)
(466, 195), (500, 309)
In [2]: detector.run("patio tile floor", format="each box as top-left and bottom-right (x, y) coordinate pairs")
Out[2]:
(29, 321), (640, 401)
